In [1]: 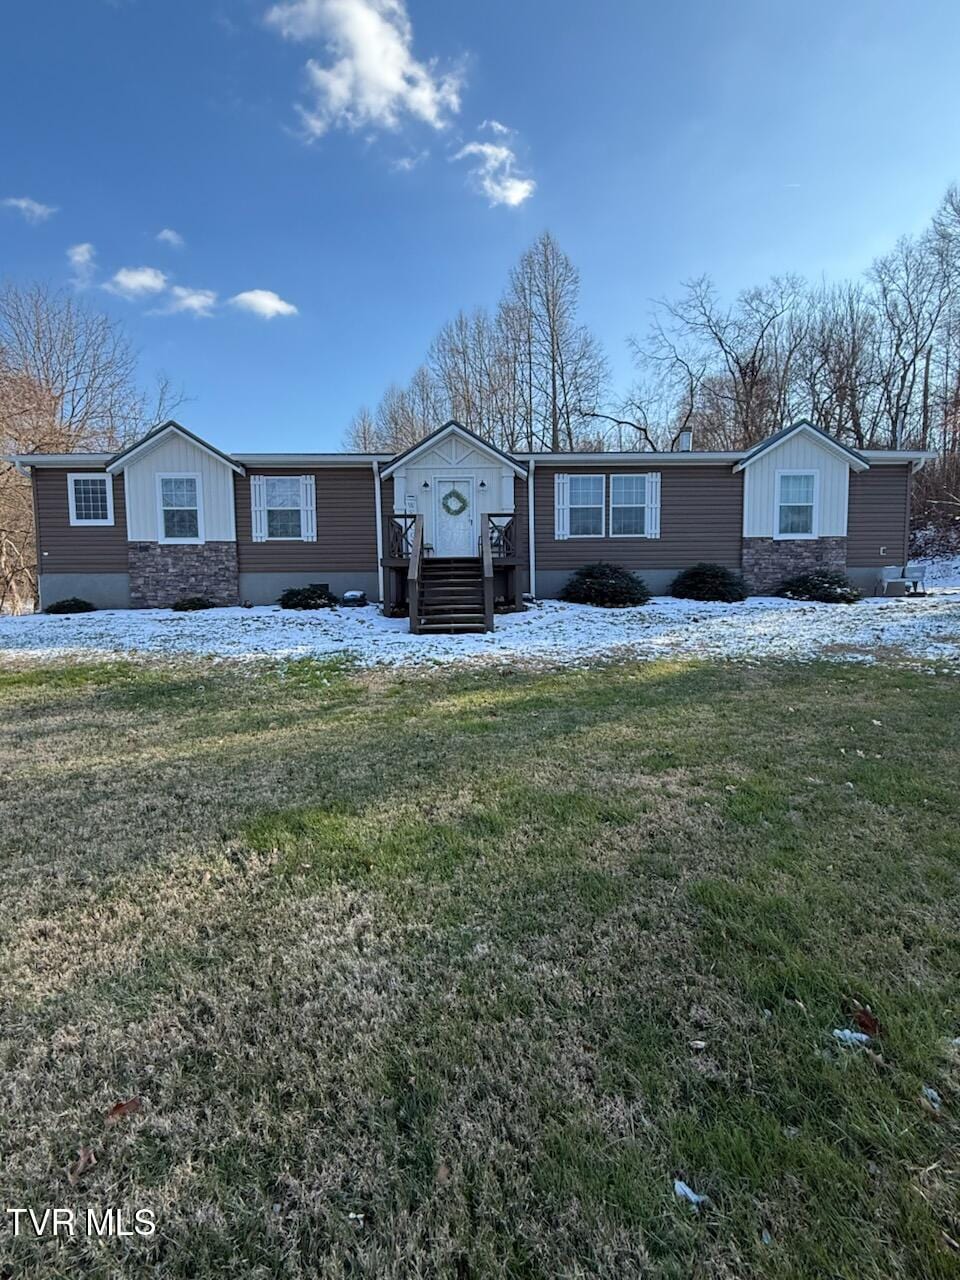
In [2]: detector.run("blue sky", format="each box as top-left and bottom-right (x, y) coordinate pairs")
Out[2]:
(3, 0), (960, 452)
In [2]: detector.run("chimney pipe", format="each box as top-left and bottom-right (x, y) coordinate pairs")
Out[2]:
(677, 429), (693, 452)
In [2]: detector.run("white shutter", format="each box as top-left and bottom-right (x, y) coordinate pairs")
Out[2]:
(250, 475), (267, 542)
(645, 472), (661, 539)
(554, 473), (570, 540)
(300, 474), (317, 541)
(393, 474), (407, 513)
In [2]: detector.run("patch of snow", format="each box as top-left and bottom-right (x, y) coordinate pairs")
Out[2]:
(2, 586), (960, 672)
(913, 554), (960, 588)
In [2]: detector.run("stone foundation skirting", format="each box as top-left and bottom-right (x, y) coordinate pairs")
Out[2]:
(742, 536), (846, 595)
(129, 542), (239, 608)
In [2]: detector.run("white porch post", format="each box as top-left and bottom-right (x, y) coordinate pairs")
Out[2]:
(527, 459), (536, 598)
(372, 461), (385, 605)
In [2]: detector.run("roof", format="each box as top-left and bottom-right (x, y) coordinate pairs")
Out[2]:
(4, 419), (937, 476)
(379, 420), (529, 479)
(732, 420), (870, 473)
(105, 420), (246, 475)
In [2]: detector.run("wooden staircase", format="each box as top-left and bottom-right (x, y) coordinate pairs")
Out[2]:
(415, 557), (488, 633)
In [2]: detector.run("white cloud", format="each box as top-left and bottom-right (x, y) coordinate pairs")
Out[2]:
(391, 149), (428, 173)
(67, 242), (96, 288)
(454, 140), (535, 208)
(229, 289), (298, 319)
(165, 286), (218, 317)
(265, 0), (462, 137)
(156, 227), (185, 248)
(3, 196), (58, 223)
(104, 266), (169, 299)
(480, 118), (510, 135)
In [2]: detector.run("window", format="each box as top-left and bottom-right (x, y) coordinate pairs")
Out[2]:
(157, 474), (203, 543)
(554, 473), (606, 538)
(611, 475), (646, 536)
(68, 473), (114, 526)
(776, 470), (817, 538)
(265, 477), (303, 538)
(250, 474), (317, 542)
(556, 472), (661, 541)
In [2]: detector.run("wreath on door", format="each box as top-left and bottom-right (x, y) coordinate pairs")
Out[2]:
(441, 488), (469, 516)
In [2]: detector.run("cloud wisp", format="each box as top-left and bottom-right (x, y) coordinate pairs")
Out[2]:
(104, 266), (169, 300)
(454, 138), (535, 208)
(265, 0), (462, 137)
(3, 196), (58, 223)
(67, 243), (96, 289)
(156, 227), (185, 248)
(229, 289), (299, 319)
(164, 286), (218, 317)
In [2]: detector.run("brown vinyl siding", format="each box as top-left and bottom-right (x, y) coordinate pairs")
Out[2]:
(847, 465), (911, 565)
(511, 476), (529, 571)
(534, 464), (743, 571)
(236, 467), (378, 571)
(34, 468), (128, 572)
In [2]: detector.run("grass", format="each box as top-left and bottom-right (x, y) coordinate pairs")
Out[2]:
(0, 654), (958, 1277)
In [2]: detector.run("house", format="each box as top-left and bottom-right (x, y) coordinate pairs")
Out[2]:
(9, 418), (934, 631)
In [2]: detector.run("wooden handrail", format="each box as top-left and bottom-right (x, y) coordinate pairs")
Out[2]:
(486, 512), (515, 559)
(387, 513), (417, 559)
(407, 514), (424, 634)
(481, 514), (494, 632)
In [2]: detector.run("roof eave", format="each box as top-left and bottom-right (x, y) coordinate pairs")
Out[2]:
(106, 421), (245, 476)
(380, 420), (528, 479)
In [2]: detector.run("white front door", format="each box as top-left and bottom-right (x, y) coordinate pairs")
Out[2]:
(433, 477), (475, 557)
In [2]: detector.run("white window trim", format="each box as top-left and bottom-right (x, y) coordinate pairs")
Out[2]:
(250, 474), (317, 542)
(567, 473), (606, 539)
(67, 472), (114, 527)
(609, 473), (659, 539)
(774, 468), (819, 540)
(156, 472), (205, 545)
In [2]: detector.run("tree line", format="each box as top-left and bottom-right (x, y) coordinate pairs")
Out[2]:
(4, 189), (960, 610)
(347, 193), (960, 543)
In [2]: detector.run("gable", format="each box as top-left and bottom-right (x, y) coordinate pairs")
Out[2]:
(733, 421), (868, 473)
(107, 420), (244, 475)
(380, 421), (527, 478)
(741, 430), (853, 539)
(122, 432), (238, 542)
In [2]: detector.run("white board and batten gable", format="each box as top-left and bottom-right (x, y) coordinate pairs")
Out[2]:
(734, 420), (869, 539)
(107, 421), (243, 543)
(383, 423), (523, 553)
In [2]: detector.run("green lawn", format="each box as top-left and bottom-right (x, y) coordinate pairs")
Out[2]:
(1, 655), (958, 1278)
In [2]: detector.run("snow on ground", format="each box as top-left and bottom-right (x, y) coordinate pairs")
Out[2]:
(915, 554), (960, 587)
(3, 584), (960, 672)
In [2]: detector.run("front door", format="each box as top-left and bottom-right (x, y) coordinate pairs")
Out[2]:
(433, 477), (475, 557)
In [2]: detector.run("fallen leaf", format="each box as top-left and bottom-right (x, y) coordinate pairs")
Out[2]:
(853, 1007), (881, 1036)
(689, 1039), (707, 1051)
(919, 1092), (944, 1120)
(436, 1162), (451, 1186)
(67, 1146), (96, 1186)
(105, 1096), (143, 1125)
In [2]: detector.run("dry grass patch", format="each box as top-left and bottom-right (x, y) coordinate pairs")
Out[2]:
(0, 656), (958, 1278)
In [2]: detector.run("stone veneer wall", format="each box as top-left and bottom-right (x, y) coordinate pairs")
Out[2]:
(128, 542), (239, 608)
(742, 536), (846, 594)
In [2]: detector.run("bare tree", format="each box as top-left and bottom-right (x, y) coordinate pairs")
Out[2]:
(0, 282), (185, 612)
(347, 232), (608, 455)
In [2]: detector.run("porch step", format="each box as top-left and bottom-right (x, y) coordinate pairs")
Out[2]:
(421, 593), (483, 605)
(415, 554), (489, 633)
(418, 621), (487, 633)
